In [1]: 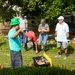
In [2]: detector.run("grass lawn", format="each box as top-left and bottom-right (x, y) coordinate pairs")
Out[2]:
(0, 34), (75, 70)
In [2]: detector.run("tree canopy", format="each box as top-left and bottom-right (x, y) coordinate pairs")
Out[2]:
(0, 0), (75, 24)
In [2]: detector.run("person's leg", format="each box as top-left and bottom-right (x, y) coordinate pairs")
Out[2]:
(32, 40), (38, 53)
(43, 34), (48, 51)
(62, 42), (68, 59)
(15, 51), (23, 68)
(54, 42), (62, 57)
(57, 42), (62, 55)
(10, 50), (15, 69)
(24, 40), (28, 51)
(38, 34), (43, 50)
(32, 41), (35, 51)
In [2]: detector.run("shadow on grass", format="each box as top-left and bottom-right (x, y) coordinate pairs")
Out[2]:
(45, 44), (57, 52)
(61, 45), (75, 56)
(68, 45), (75, 55)
(0, 42), (6, 46)
(0, 66), (75, 75)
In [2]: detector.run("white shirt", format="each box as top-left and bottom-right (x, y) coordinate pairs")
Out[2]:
(55, 22), (69, 42)
(19, 18), (28, 30)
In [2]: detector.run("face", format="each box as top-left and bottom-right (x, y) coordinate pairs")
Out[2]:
(41, 21), (45, 25)
(16, 25), (19, 30)
(58, 19), (64, 24)
(21, 15), (24, 19)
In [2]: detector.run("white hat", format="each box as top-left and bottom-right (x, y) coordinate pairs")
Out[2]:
(57, 16), (64, 20)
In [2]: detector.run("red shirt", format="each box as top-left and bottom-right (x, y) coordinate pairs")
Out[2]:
(25, 31), (37, 42)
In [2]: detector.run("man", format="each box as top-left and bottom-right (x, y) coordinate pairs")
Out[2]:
(8, 18), (23, 68)
(19, 14), (28, 50)
(55, 16), (69, 59)
(25, 31), (38, 53)
(38, 19), (50, 51)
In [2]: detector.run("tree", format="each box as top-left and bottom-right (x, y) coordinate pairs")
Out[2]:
(0, 0), (75, 25)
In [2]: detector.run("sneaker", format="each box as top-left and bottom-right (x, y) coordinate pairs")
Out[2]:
(54, 54), (61, 58)
(63, 56), (67, 60)
(64, 54), (68, 60)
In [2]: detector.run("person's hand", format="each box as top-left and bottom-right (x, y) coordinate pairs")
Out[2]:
(42, 29), (46, 33)
(18, 28), (24, 32)
(35, 50), (38, 54)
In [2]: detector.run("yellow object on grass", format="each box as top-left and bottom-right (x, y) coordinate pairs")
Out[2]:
(43, 52), (52, 67)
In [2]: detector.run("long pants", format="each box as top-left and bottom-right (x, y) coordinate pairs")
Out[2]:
(10, 50), (23, 69)
(19, 31), (27, 44)
(38, 34), (48, 46)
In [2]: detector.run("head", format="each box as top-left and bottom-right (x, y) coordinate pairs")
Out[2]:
(41, 19), (46, 25)
(10, 18), (20, 30)
(28, 36), (32, 42)
(21, 14), (24, 19)
(57, 16), (64, 24)
(24, 16), (27, 19)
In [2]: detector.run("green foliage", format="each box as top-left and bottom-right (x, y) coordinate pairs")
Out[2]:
(0, 66), (75, 75)
(45, 0), (63, 20)
(0, 0), (75, 24)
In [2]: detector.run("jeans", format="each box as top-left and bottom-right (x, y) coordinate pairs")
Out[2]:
(19, 30), (27, 44)
(24, 40), (35, 51)
(38, 34), (48, 46)
(10, 50), (23, 69)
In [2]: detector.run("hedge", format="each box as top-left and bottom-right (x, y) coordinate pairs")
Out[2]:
(0, 66), (75, 75)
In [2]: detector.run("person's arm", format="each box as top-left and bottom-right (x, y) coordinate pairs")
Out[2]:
(25, 21), (28, 28)
(66, 24), (69, 38)
(34, 41), (38, 53)
(66, 32), (69, 38)
(38, 24), (50, 33)
(38, 26), (43, 33)
(43, 27), (50, 32)
(33, 34), (38, 53)
(55, 31), (57, 36)
(12, 28), (24, 38)
(55, 24), (58, 36)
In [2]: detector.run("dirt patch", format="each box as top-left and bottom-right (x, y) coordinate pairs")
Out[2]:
(0, 23), (10, 35)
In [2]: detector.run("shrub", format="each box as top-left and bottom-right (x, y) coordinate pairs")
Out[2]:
(0, 66), (75, 75)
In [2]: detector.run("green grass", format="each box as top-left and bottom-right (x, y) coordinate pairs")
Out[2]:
(0, 34), (75, 70)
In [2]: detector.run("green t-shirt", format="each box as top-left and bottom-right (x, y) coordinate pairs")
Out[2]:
(8, 29), (21, 52)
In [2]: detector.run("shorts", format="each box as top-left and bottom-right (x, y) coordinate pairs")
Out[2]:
(57, 42), (68, 49)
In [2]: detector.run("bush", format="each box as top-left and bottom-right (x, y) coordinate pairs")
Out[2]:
(0, 66), (75, 75)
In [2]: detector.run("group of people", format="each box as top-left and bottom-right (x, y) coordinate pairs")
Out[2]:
(8, 15), (71, 68)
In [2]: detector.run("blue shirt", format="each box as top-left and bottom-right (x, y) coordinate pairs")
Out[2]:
(8, 29), (21, 52)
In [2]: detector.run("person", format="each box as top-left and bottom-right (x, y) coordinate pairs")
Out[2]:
(38, 19), (50, 51)
(55, 16), (69, 59)
(24, 31), (38, 53)
(19, 14), (28, 50)
(8, 18), (23, 69)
